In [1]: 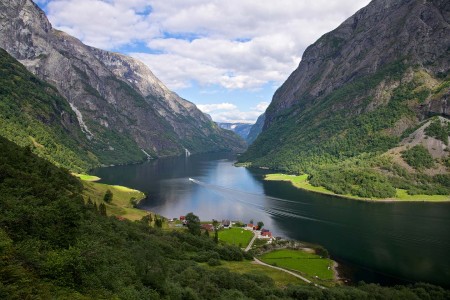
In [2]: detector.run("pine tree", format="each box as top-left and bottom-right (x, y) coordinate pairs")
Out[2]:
(104, 189), (113, 203)
(99, 203), (107, 216)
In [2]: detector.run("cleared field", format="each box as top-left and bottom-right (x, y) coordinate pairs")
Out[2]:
(212, 260), (308, 287)
(82, 180), (148, 221)
(73, 173), (101, 181)
(265, 174), (450, 202)
(259, 249), (334, 281)
(218, 227), (253, 248)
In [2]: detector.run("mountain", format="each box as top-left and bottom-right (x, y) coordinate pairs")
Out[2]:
(0, 48), (97, 172)
(246, 113), (265, 144)
(0, 0), (245, 170)
(240, 0), (449, 197)
(217, 123), (253, 140)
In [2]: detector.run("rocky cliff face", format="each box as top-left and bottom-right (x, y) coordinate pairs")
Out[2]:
(0, 0), (245, 168)
(246, 113), (265, 145)
(242, 0), (449, 171)
(264, 0), (449, 130)
(217, 123), (253, 140)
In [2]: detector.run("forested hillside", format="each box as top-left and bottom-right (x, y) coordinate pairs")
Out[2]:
(0, 48), (97, 172)
(1, 135), (449, 298)
(240, 0), (450, 198)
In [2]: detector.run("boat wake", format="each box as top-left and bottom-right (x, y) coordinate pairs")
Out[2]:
(187, 177), (338, 225)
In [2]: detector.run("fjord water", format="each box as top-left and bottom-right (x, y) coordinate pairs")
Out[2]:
(93, 153), (450, 287)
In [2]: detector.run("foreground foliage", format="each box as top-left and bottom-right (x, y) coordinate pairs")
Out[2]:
(1, 136), (449, 299)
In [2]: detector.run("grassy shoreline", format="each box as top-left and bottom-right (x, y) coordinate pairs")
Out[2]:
(265, 174), (450, 202)
(76, 174), (150, 220)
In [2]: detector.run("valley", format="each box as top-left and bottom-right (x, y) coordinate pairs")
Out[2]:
(0, 0), (449, 298)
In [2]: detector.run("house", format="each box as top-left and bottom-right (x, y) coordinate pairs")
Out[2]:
(222, 219), (231, 228)
(261, 231), (273, 238)
(246, 223), (254, 230)
(180, 216), (186, 221)
(201, 224), (214, 231)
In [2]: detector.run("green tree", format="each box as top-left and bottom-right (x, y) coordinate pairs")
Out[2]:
(212, 219), (219, 244)
(186, 212), (201, 236)
(257, 221), (264, 230)
(103, 189), (113, 203)
(99, 203), (107, 216)
(130, 197), (137, 208)
(155, 217), (163, 228)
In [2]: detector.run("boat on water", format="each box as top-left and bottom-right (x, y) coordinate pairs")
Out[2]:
(188, 178), (194, 182)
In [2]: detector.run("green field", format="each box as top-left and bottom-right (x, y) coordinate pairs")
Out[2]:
(73, 173), (101, 181)
(259, 249), (334, 281)
(218, 227), (253, 248)
(265, 174), (450, 202)
(82, 180), (148, 221)
(216, 260), (308, 287)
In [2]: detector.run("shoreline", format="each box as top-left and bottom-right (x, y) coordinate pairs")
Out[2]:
(75, 173), (151, 221)
(264, 173), (450, 203)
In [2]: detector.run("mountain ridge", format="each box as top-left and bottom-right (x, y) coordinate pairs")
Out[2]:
(0, 0), (245, 170)
(240, 0), (449, 198)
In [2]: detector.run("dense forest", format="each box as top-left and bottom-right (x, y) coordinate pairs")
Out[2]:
(1, 135), (449, 299)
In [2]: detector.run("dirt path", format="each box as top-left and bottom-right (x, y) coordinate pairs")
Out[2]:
(253, 257), (326, 289)
(244, 231), (258, 252)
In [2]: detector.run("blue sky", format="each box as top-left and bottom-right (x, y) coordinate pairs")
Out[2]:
(35, 0), (370, 123)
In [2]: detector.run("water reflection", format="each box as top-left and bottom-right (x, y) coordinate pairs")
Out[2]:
(93, 152), (450, 287)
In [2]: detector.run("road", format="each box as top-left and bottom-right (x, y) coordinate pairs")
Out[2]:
(245, 231), (325, 289)
(253, 258), (326, 289)
(244, 230), (258, 252)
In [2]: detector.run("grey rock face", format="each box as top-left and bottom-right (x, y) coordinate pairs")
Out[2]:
(264, 0), (450, 129)
(217, 123), (253, 140)
(246, 113), (265, 145)
(0, 0), (245, 165)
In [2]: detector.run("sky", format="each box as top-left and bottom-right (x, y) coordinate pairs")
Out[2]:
(35, 0), (371, 123)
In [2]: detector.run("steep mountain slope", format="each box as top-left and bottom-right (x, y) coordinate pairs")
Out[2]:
(246, 113), (265, 144)
(217, 122), (253, 140)
(240, 0), (449, 197)
(0, 0), (245, 169)
(0, 48), (96, 172)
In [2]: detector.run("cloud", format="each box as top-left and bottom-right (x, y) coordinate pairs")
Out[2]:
(197, 101), (268, 123)
(45, 0), (157, 49)
(197, 103), (237, 113)
(42, 0), (371, 90)
(255, 102), (269, 111)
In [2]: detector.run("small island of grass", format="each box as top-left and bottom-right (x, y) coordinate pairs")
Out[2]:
(265, 173), (450, 202)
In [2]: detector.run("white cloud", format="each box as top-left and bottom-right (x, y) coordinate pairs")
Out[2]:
(46, 0), (157, 49)
(198, 101), (268, 123)
(255, 102), (269, 111)
(197, 103), (237, 113)
(43, 0), (371, 90)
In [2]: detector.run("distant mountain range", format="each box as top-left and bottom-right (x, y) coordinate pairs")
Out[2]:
(0, 0), (245, 171)
(217, 123), (253, 140)
(240, 0), (449, 198)
(217, 114), (266, 144)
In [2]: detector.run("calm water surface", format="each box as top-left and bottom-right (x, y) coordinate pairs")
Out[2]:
(93, 153), (450, 287)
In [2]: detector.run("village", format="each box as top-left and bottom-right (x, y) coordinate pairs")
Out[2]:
(173, 216), (275, 246)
